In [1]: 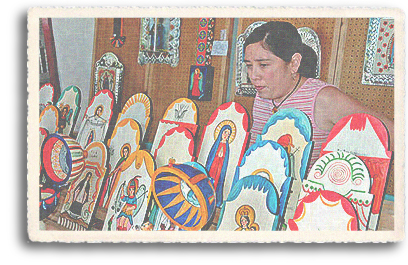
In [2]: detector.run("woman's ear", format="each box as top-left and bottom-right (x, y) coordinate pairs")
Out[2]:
(290, 53), (302, 74)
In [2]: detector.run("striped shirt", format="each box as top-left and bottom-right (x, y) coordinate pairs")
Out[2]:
(250, 78), (332, 169)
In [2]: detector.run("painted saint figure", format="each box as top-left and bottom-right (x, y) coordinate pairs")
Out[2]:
(235, 205), (259, 231)
(116, 176), (141, 231)
(76, 105), (108, 147)
(190, 67), (203, 97)
(99, 144), (130, 208)
(68, 172), (92, 218)
(57, 105), (72, 134)
(205, 124), (232, 207)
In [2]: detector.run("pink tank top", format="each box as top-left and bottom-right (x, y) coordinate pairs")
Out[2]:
(250, 78), (331, 168)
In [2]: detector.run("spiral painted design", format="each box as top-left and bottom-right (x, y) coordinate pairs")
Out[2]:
(325, 161), (351, 185)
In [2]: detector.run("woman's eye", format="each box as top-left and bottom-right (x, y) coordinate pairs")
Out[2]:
(260, 64), (268, 68)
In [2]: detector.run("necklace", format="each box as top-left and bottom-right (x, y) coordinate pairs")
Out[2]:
(272, 74), (302, 114)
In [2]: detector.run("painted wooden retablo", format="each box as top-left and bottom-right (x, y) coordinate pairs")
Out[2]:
(197, 102), (249, 208)
(302, 151), (373, 230)
(103, 149), (155, 231)
(93, 52), (124, 106)
(232, 140), (292, 220)
(39, 105), (59, 134)
(217, 175), (280, 231)
(154, 126), (195, 168)
(39, 83), (54, 113)
(99, 118), (141, 208)
(58, 142), (108, 230)
(56, 85), (82, 136)
(151, 163), (216, 231)
(116, 93), (152, 142)
(257, 108), (312, 223)
(288, 190), (358, 231)
(76, 89), (114, 148)
(320, 113), (392, 230)
(150, 98), (198, 155)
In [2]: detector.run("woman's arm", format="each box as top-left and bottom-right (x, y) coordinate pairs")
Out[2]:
(314, 86), (394, 151)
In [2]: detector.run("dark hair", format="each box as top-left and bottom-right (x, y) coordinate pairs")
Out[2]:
(244, 21), (317, 78)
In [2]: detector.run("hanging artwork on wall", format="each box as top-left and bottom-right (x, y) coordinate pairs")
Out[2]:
(138, 18), (181, 67)
(58, 142), (107, 230)
(217, 175), (280, 231)
(116, 93), (152, 142)
(257, 108), (313, 222)
(151, 163), (216, 231)
(320, 113), (392, 230)
(301, 151), (373, 230)
(153, 126), (195, 168)
(235, 22), (321, 97)
(362, 18), (394, 86)
(99, 118), (141, 208)
(103, 149), (155, 231)
(195, 18), (216, 66)
(110, 18), (126, 48)
(187, 65), (214, 101)
(39, 105), (59, 134)
(93, 52), (124, 106)
(288, 190), (359, 231)
(76, 89), (114, 148)
(39, 83), (54, 114)
(197, 102), (249, 207)
(56, 85), (81, 136)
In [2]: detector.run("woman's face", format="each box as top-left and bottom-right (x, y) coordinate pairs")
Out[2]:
(222, 129), (231, 141)
(244, 41), (293, 100)
(240, 216), (248, 227)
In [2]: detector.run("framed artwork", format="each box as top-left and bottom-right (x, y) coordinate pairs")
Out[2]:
(93, 52), (124, 105)
(362, 18), (394, 86)
(138, 18), (181, 67)
(76, 89), (114, 148)
(187, 65), (214, 101)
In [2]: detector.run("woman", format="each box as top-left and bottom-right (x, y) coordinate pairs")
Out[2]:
(244, 21), (394, 167)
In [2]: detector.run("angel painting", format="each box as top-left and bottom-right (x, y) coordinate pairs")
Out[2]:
(205, 120), (236, 207)
(76, 105), (108, 148)
(235, 205), (259, 231)
(114, 176), (147, 231)
(57, 105), (72, 134)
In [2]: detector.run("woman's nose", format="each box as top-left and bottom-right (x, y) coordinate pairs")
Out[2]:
(248, 66), (261, 82)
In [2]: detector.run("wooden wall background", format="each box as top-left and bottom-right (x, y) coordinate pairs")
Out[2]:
(92, 17), (394, 195)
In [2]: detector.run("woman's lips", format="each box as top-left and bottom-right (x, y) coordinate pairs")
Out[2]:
(254, 86), (265, 91)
